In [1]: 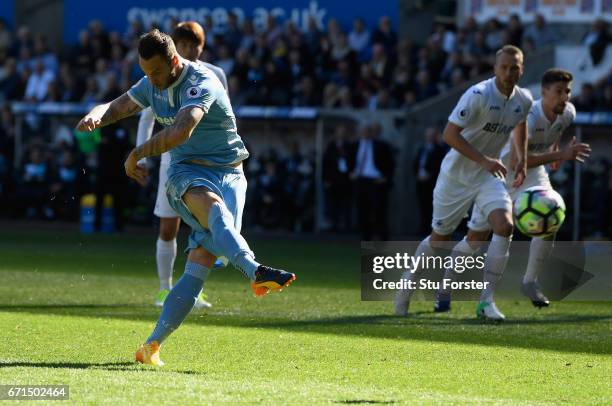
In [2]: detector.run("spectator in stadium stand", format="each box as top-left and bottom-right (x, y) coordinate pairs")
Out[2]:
(323, 124), (353, 232)
(0, 19), (12, 53)
(583, 19), (610, 66)
(413, 126), (448, 235)
(32, 34), (58, 74)
(255, 157), (284, 229)
(600, 84), (612, 111)
(24, 59), (55, 102)
(50, 149), (78, 220)
(372, 16), (397, 54)
(17, 146), (53, 219)
(413, 69), (439, 102)
(0, 58), (21, 101)
(523, 14), (559, 49)
(349, 122), (395, 241)
(348, 18), (371, 61)
(573, 83), (598, 112)
(224, 12), (242, 53)
(507, 14), (524, 47)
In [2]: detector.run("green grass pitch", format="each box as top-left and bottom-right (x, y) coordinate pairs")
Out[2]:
(0, 228), (610, 404)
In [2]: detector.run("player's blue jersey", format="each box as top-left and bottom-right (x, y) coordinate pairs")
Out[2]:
(127, 58), (248, 166)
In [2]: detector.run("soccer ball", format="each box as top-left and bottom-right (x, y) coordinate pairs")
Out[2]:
(513, 186), (566, 237)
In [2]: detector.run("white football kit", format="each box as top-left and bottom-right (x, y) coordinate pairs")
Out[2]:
(432, 77), (533, 235)
(136, 61), (228, 218)
(470, 100), (576, 227)
(504, 100), (576, 199)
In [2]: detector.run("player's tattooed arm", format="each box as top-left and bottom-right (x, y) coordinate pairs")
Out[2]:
(132, 106), (205, 160)
(76, 93), (142, 131)
(124, 106), (205, 185)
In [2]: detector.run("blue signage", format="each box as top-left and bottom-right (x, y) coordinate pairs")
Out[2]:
(0, 0), (14, 27)
(64, 0), (397, 42)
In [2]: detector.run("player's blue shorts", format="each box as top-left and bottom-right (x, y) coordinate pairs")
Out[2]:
(165, 161), (247, 257)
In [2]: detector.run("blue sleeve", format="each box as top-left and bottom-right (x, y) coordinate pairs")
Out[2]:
(127, 77), (151, 109)
(179, 77), (217, 113)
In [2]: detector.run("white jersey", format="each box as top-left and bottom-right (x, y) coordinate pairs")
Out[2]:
(442, 77), (533, 185)
(501, 99), (576, 179)
(136, 60), (229, 164)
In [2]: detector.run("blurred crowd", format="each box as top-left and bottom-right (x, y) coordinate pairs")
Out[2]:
(1, 13), (608, 109)
(0, 12), (611, 238)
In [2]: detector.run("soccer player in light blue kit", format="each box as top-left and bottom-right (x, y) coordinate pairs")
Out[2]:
(136, 22), (228, 309)
(76, 29), (296, 366)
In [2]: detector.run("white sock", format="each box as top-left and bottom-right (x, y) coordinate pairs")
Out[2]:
(480, 234), (512, 303)
(156, 238), (177, 291)
(439, 237), (479, 295)
(396, 236), (434, 302)
(523, 237), (554, 284)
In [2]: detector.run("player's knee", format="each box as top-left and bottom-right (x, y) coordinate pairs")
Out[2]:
(188, 247), (216, 269)
(183, 187), (223, 228)
(493, 221), (513, 237)
(159, 218), (179, 241)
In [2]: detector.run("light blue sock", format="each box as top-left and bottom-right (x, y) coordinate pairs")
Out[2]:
(208, 202), (259, 280)
(146, 261), (210, 345)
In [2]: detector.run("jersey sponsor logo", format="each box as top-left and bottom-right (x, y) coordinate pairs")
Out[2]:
(473, 90), (482, 95)
(534, 127), (546, 132)
(155, 115), (175, 126)
(489, 105), (501, 111)
(482, 122), (513, 135)
(154, 93), (166, 101)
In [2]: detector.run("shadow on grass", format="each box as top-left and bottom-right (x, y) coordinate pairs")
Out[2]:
(0, 360), (200, 374)
(0, 304), (611, 355)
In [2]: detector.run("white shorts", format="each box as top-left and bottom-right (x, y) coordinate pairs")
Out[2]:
(154, 160), (179, 218)
(506, 169), (552, 202)
(432, 173), (512, 235)
(469, 169), (553, 230)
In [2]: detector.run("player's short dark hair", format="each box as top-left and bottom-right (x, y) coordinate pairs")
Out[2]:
(138, 29), (176, 63)
(172, 21), (205, 47)
(496, 44), (523, 60)
(541, 69), (573, 87)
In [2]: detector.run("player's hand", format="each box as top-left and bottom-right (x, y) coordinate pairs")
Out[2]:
(480, 157), (507, 180)
(76, 114), (102, 132)
(561, 137), (591, 163)
(124, 150), (148, 186)
(512, 158), (526, 188)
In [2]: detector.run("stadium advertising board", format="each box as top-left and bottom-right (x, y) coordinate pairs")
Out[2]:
(465, 0), (612, 23)
(63, 0), (397, 42)
(0, 0), (14, 26)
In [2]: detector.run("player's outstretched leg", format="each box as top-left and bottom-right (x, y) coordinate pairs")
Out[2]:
(185, 188), (296, 297)
(136, 252), (213, 366)
(477, 210), (513, 321)
(521, 236), (553, 308)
